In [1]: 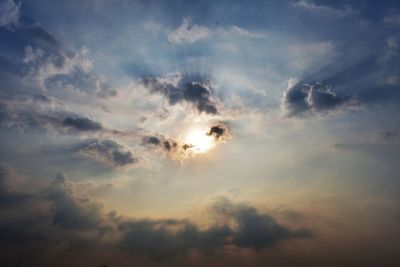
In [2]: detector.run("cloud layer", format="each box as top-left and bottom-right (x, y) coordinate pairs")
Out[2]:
(143, 74), (218, 114)
(0, 169), (310, 265)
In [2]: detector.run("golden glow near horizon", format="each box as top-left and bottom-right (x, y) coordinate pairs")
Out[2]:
(185, 128), (215, 153)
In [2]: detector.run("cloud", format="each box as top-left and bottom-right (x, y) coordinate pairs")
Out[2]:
(143, 135), (179, 152)
(379, 130), (400, 142)
(0, 164), (29, 207)
(384, 11), (400, 26)
(218, 25), (267, 38)
(0, 22), (116, 97)
(142, 134), (193, 160)
(117, 218), (232, 258)
(74, 139), (138, 167)
(0, 0), (20, 27)
(0, 171), (311, 265)
(46, 173), (103, 230)
(281, 82), (356, 117)
(167, 18), (210, 44)
(62, 116), (103, 131)
(143, 73), (218, 114)
(167, 18), (267, 45)
(0, 100), (107, 133)
(207, 122), (229, 140)
(207, 196), (310, 249)
(293, 1), (359, 19)
(117, 196), (310, 257)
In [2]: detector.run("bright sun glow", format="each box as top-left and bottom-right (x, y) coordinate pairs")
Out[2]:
(185, 128), (215, 153)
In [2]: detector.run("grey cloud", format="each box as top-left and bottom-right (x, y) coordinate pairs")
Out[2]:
(0, 164), (29, 207)
(379, 130), (400, 142)
(287, 43), (400, 115)
(117, 219), (231, 258)
(143, 75), (218, 114)
(74, 139), (138, 167)
(209, 196), (310, 250)
(117, 196), (309, 257)
(207, 122), (229, 140)
(142, 134), (191, 154)
(142, 135), (162, 146)
(62, 116), (103, 131)
(0, 19), (116, 99)
(0, 165), (47, 244)
(281, 82), (355, 117)
(46, 173), (103, 230)
(0, 101), (106, 133)
(0, 0), (20, 27)
(0, 173), (311, 264)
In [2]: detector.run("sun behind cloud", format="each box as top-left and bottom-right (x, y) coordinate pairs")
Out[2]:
(185, 128), (216, 153)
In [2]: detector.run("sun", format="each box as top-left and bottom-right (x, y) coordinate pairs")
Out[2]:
(185, 128), (215, 153)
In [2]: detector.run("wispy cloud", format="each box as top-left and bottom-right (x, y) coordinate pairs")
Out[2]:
(168, 18), (267, 44)
(293, 0), (359, 19)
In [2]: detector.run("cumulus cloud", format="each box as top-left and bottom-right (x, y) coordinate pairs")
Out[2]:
(0, 0), (20, 27)
(293, 0), (359, 19)
(143, 74), (218, 114)
(281, 82), (356, 117)
(74, 139), (138, 167)
(168, 18), (210, 44)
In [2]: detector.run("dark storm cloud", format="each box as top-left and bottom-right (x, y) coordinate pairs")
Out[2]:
(143, 75), (218, 114)
(281, 82), (355, 117)
(207, 122), (229, 140)
(73, 139), (138, 167)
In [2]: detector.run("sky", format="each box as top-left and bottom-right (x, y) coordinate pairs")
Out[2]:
(0, 0), (400, 266)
